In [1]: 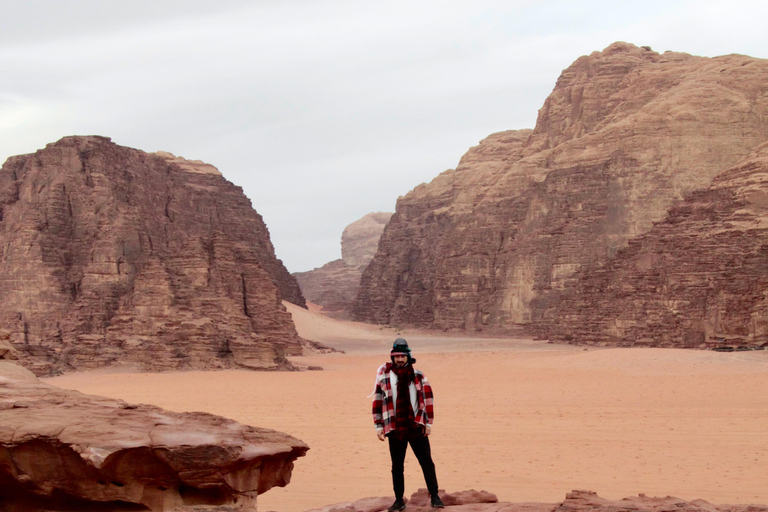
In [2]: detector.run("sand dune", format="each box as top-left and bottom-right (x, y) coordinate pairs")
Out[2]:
(46, 305), (768, 512)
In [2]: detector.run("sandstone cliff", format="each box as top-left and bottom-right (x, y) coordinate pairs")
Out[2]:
(0, 351), (307, 511)
(542, 144), (768, 348)
(294, 212), (392, 317)
(354, 43), (768, 336)
(0, 136), (306, 375)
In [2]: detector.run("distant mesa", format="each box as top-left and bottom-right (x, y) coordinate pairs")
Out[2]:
(353, 41), (768, 349)
(294, 211), (392, 318)
(342, 211), (394, 267)
(0, 135), (308, 376)
(0, 350), (308, 511)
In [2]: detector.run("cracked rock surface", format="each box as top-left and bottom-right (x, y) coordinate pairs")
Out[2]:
(0, 357), (308, 511)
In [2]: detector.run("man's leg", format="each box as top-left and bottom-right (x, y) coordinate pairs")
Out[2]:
(409, 432), (438, 497)
(388, 433), (409, 500)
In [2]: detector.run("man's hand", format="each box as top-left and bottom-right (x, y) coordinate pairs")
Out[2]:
(424, 425), (432, 436)
(377, 430), (386, 441)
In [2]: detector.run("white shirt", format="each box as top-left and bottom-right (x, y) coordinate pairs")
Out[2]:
(389, 370), (418, 416)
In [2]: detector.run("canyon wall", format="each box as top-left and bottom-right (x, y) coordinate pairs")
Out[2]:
(0, 136), (306, 375)
(543, 145), (768, 348)
(354, 42), (768, 342)
(294, 212), (391, 317)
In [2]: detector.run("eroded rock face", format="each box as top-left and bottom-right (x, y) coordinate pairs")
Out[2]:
(353, 42), (768, 335)
(294, 212), (392, 317)
(0, 136), (306, 376)
(542, 145), (768, 348)
(341, 212), (394, 267)
(307, 490), (767, 512)
(0, 361), (308, 511)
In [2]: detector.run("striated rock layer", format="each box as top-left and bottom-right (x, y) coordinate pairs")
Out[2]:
(295, 212), (391, 317)
(307, 489), (767, 512)
(0, 351), (308, 511)
(354, 42), (768, 338)
(0, 136), (306, 376)
(543, 145), (768, 348)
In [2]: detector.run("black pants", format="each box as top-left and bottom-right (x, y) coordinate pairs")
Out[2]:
(387, 427), (439, 499)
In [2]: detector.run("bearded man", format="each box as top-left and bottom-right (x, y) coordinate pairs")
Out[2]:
(372, 338), (444, 510)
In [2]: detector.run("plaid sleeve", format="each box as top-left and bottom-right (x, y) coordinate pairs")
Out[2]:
(421, 375), (434, 425)
(372, 368), (385, 429)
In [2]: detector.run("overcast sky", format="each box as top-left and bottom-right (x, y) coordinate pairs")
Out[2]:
(2, 1), (767, 272)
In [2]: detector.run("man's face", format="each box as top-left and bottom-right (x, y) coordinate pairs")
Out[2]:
(393, 354), (408, 367)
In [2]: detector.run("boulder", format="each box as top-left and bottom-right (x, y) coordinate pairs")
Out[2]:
(0, 360), (308, 511)
(308, 490), (767, 512)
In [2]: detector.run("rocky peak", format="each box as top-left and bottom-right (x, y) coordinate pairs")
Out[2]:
(354, 43), (768, 336)
(153, 151), (223, 175)
(341, 212), (393, 267)
(0, 136), (306, 375)
(294, 212), (392, 317)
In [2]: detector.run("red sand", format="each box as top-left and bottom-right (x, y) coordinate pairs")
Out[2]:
(46, 304), (768, 512)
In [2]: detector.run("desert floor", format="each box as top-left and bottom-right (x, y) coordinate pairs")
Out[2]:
(46, 303), (768, 512)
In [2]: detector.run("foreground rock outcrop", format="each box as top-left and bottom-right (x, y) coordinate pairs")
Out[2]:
(0, 355), (308, 511)
(0, 136), (307, 375)
(543, 144), (768, 348)
(295, 212), (392, 317)
(354, 42), (768, 344)
(308, 489), (767, 512)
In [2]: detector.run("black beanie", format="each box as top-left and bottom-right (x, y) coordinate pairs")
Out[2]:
(390, 338), (416, 364)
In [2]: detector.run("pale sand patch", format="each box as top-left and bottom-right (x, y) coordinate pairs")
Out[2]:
(45, 306), (768, 512)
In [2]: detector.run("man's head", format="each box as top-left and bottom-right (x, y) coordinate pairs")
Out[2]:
(390, 338), (415, 366)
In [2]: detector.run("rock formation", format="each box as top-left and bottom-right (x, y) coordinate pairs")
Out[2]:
(306, 489), (767, 512)
(341, 212), (394, 267)
(542, 144), (768, 348)
(0, 136), (307, 376)
(353, 42), (768, 341)
(0, 351), (308, 511)
(306, 488), (499, 512)
(295, 212), (392, 317)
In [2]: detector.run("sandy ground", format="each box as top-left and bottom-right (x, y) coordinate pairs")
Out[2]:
(46, 303), (768, 512)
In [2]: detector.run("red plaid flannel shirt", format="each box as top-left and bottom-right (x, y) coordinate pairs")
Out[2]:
(371, 362), (434, 435)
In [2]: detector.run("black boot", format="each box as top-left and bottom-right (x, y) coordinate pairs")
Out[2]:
(431, 495), (445, 508)
(388, 498), (407, 511)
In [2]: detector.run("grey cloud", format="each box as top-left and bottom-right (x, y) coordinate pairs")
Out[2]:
(1, 0), (767, 271)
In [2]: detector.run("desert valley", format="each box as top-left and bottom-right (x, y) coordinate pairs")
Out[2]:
(3, 40), (768, 512)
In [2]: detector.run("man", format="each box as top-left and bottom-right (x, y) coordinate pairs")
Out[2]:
(372, 338), (444, 510)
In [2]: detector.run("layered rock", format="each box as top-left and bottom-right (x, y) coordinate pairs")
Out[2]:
(294, 212), (392, 317)
(307, 489), (767, 512)
(0, 356), (308, 511)
(354, 43), (768, 335)
(543, 145), (768, 348)
(0, 136), (306, 375)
